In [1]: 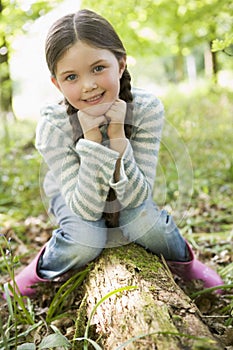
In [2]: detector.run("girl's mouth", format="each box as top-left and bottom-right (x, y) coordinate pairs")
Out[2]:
(85, 92), (105, 104)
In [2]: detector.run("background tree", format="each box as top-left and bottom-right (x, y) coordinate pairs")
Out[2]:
(82, 0), (233, 81)
(0, 0), (62, 115)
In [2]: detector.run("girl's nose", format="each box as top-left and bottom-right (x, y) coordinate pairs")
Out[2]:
(82, 77), (98, 92)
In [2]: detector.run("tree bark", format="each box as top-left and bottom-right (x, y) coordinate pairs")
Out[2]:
(0, 35), (13, 113)
(75, 242), (223, 350)
(204, 42), (218, 83)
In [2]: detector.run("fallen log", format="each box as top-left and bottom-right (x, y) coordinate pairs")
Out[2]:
(74, 241), (223, 350)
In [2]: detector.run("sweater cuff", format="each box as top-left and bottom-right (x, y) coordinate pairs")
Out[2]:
(109, 140), (131, 199)
(76, 138), (120, 160)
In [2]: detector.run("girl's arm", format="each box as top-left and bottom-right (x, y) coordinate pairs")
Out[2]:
(36, 105), (120, 221)
(107, 92), (164, 209)
(105, 99), (128, 183)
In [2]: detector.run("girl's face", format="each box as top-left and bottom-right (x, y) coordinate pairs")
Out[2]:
(51, 41), (126, 116)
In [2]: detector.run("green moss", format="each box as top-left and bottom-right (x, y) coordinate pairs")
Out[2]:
(73, 294), (88, 349)
(103, 243), (163, 282)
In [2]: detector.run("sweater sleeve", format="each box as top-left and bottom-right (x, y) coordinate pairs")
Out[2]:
(62, 139), (119, 220)
(35, 105), (120, 221)
(109, 92), (164, 209)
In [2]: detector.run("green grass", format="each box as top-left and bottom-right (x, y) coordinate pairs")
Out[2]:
(155, 82), (233, 234)
(0, 118), (45, 240)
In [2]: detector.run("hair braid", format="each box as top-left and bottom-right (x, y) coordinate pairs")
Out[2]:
(119, 67), (133, 139)
(103, 67), (133, 228)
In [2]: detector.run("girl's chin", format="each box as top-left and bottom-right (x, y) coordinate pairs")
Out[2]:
(81, 102), (113, 117)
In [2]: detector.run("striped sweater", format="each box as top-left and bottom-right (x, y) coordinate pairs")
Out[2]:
(35, 87), (164, 221)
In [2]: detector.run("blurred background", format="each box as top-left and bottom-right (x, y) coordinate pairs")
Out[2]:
(1, 0), (233, 120)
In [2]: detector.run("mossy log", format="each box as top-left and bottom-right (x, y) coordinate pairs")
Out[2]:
(75, 242), (223, 350)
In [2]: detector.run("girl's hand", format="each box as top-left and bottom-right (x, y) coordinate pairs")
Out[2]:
(105, 99), (127, 155)
(105, 99), (127, 140)
(78, 110), (107, 144)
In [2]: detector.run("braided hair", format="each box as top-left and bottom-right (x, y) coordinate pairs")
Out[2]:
(45, 9), (134, 227)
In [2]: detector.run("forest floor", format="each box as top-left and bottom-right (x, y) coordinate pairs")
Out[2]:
(0, 212), (232, 349)
(0, 83), (232, 349)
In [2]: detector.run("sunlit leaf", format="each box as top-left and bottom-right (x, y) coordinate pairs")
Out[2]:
(38, 333), (71, 349)
(17, 343), (36, 350)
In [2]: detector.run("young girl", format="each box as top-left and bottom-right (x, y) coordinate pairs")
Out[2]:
(7, 9), (223, 296)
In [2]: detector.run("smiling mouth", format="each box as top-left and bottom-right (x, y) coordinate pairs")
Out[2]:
(84, 92), (105, 103)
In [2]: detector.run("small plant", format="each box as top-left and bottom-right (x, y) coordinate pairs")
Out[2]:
(37, 325), (72, 349)
(219, 262), (233, 326)
(46, 267), (91, 324)
(0, 242), (92, 349)
(0, 234), (40, 349)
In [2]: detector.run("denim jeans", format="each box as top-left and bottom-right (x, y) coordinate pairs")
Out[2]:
(38, 193), (189, 279)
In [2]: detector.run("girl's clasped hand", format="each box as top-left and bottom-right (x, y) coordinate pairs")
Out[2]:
(78, 98), (127, 151)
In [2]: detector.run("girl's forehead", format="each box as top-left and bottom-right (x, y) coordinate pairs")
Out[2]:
(69, 41), (110, 55)
(60, 41), (117, 64)
(56, 41), (119, 74)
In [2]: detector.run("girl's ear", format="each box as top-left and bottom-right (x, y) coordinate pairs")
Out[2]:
(51, 76), (61, 91)
(119, 56), (127, 78)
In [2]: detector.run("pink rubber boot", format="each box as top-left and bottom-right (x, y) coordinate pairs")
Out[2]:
(4, 245), (48, 298)
(167, 241), (224, 294)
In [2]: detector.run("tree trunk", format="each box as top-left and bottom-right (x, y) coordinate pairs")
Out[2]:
(0, 37), (13, 113)
(74, 242), (223, 350)
(174, 54), (184, 82)
(204, 42), (218, 83)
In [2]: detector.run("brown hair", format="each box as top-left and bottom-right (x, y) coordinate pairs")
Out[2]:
(45, 9), (133, 227)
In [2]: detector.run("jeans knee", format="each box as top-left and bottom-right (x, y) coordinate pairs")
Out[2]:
(75, 244), (104, 266)
(39, 232), (105, 279)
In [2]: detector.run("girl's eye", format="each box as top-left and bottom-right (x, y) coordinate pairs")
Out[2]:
(93, 65), (104, 73)
(66, 74), (77, 81)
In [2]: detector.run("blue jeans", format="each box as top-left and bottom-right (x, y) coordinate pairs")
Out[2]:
(38, 193), (189, 279)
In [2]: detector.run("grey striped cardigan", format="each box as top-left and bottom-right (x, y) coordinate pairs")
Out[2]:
(35, 87), (164, 221)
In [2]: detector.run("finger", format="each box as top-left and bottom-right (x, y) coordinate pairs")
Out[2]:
(96, 115), (108, 126)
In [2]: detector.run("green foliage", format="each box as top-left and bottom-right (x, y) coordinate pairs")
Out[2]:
(212, 34), (233, 52)
(0, 118), (44, 233)
(0, 235), (42, 349)
(0, 0), (63, 112)
(45, 268), (91, 323)
(81, 0), (233, 58)
(0, 0), (62, 47)
(38, 332), (71, 349)
(155, 83), (233, 235)
(212, 34), (233, 54)
(0, 244), (88, 349)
